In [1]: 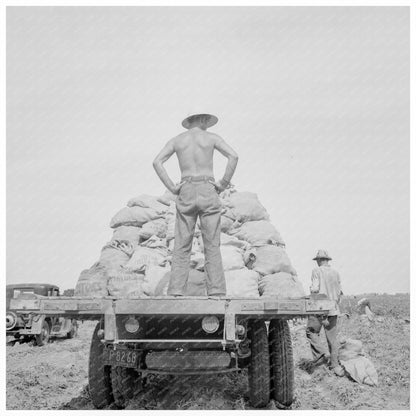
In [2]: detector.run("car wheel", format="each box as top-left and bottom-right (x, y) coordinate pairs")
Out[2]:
(35, 321), (51, 346)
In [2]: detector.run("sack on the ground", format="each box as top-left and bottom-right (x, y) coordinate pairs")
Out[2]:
(341, 357), (378, 386)
(259, 272), (305, 298)
(223, 192), (269, 223)
(225, 268), (259, 297)
(154, 270), (207, 296)
(220, 245), (245, 271)
(230, 220), (285, 246)
(110, 206), (164, 228)
(157, 189), (177, 206)
(142, 265), (171, 296)
(111, 226), (142, 245)
(107, 268), (147, 298)
(338, 338), (378, 385)
(127, 194), (168, 213)
(221, 233), (249, 250)
(125, 246), (168, 272)
(253, 245), (296, 275)
(74, 263), (109, 297)
(99, 240), (134, 270)
(338, 339), (364, 361)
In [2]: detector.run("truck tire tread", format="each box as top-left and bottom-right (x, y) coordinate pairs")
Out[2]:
(248, 319), (270, 408)
(111, 366), (141, 408)
(269, 319), (294, 407)
(88, 322), (114, 409)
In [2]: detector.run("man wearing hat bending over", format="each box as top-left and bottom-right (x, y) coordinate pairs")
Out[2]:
(153, 113), (238, 296)
(306, 249), (344, 376)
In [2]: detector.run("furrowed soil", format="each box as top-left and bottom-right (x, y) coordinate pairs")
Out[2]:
(6, 293), (410, 410)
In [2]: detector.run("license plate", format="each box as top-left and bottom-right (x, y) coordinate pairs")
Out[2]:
(105, 348), (140, 368)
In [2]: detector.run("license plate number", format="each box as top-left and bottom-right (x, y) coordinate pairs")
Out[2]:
(106, 349), (140, 368)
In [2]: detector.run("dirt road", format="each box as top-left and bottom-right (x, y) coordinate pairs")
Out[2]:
(6, 294), (410, 410)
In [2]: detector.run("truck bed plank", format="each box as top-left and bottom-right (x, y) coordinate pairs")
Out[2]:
(10, 296), (335, 319)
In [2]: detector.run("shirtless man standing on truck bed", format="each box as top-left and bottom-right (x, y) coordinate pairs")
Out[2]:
(153, 113), (239, 296)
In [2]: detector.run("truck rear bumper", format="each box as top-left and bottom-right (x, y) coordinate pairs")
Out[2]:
(139, 368), (239, 376)
(145, 350), (232, 371)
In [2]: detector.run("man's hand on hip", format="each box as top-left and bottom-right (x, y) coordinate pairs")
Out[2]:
(209, 180), (228, 193)
(171, 181), (185, 195)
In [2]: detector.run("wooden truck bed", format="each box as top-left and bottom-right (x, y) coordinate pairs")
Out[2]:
(9, 295), (335, 320)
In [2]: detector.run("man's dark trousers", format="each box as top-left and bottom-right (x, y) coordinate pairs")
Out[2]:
(167, 176), (226, 296)
(306, 315), (339, 368)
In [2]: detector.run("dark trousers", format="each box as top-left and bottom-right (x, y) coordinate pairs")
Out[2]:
(306, 315), (339, 368)
(167, 177), (226, 296)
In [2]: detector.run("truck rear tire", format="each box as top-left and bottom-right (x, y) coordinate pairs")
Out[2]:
(35, 320), (50, 346)
(268, 319), (294, 407)
(248, 319), (270, 408)
(88, 322), (114, 409)
(111, 366), (142, 408)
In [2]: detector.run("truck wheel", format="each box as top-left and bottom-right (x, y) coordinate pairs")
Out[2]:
(35, 321), (50, 346)
(67, 320), (78, 339)
(88, 322), (114, 408)
(269, 319), (294, 407)
(248, 319), (270, 408)
(111, 366), (142, 408)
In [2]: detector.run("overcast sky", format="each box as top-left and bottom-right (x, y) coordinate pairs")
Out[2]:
(6, 6), (409, 294)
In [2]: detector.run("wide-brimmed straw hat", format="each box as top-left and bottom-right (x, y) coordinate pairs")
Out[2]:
(313, 249), (332, 261)
(182, 113), (218, 129)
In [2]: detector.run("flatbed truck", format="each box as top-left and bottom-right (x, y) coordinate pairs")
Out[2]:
(9, 294), (335, 409)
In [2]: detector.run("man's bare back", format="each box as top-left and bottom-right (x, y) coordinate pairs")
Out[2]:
(174, 128), (221, 178)
(153, 123), (238, 194)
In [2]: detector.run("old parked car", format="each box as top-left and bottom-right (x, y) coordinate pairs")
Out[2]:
(6, 283), (78, 346)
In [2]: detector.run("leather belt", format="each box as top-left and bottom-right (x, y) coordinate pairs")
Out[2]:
(181, 175), (215, 183)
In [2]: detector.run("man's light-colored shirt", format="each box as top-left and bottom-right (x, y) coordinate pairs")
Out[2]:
(310, 264), (342, 316)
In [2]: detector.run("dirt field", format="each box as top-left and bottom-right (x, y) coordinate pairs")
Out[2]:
(6, 293), (410, 410)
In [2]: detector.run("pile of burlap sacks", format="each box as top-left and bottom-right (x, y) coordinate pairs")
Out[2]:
(75, 187), (305, 299)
